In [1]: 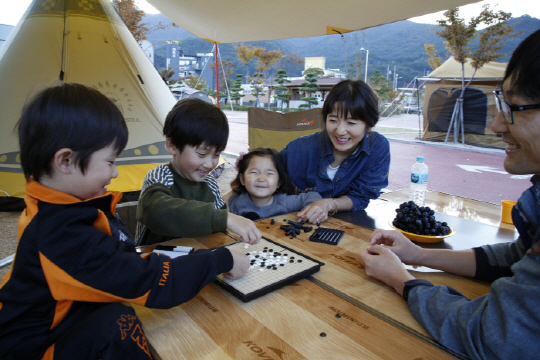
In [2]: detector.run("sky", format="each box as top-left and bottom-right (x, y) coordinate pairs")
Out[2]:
(1, 0), (538, 27)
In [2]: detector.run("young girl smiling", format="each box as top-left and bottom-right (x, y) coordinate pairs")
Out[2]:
(226, 148), (321, 221)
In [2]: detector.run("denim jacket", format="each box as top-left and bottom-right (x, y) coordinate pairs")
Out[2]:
(404, 175), (540, 360)
(280, 130), (390, 211)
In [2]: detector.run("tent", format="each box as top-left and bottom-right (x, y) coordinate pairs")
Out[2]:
(171, 86), (212, 103)
(0, 0), (177, 208)
(421, 57), (508, 148)
(146, 0), (481, 43)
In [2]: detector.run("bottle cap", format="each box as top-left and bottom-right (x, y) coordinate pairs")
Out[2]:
(416, 156), (425, 162)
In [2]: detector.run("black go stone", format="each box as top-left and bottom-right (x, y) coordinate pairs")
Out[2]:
(320, 332), (326, 337)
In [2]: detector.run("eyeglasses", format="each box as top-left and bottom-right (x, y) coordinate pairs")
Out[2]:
(493, 90), (540, 124)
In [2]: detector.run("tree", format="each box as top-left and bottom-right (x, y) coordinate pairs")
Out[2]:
(233, 43), (265, 83)
(248, 72), (266, 107)
(435, 5), (519, 143)
(279, 53), (304, 77)
(183, 74), (206, 90)
(424, 43), (443, 70)
(230, 74), (245, 106)
(299, 72), (319, 109)
(159, 67), (175, 85)
(348, 52), (364, 81)
(234, 44), (284, 109)
(208, 60), (235, 94)
(256, 50), (284, 110)
(112, 0), (170, 44)
(112, 0), (148, 42)
(274, 70), (292, 110)
(369, 70), (392, 103)
(303, 67), (325, 78)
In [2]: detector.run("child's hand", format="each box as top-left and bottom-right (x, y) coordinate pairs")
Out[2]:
(235, 152), (247, 170)
(227, 213), (262, 244)
(223, 250), (250, 279)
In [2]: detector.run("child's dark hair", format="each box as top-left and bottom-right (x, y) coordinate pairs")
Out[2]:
(322, 79), (380, 129)
(163, 98), (228, 152)
(231, 148), (293, 195)
(17, 82), (128, 181)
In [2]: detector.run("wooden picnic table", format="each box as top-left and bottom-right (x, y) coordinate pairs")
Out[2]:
(134, 190), (518, 360)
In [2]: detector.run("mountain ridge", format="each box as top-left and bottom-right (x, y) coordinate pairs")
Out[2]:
(142, 14), (540, 83)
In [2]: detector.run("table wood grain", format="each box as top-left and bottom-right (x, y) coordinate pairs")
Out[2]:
(135, 200), (510, 359)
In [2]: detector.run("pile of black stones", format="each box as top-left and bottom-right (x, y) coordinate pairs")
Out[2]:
(392, 201), (451, 236)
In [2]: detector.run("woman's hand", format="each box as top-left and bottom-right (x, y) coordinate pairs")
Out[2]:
(369, 229), (424, 265)
(296, 198), (334, 224)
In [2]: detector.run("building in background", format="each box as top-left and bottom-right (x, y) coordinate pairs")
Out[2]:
(164, 42), (214, 87)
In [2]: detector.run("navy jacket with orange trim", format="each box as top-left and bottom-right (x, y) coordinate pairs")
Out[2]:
(0, 181), (233, 360)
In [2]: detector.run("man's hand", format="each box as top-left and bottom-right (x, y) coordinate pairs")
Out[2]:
(369, 229), (424, 265)
(359, 244), (415, 295)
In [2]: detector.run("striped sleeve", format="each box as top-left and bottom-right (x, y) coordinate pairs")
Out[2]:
(141, 164), (174, 193)
(136, 164), (174, 243)
(204, 174), (226, 209)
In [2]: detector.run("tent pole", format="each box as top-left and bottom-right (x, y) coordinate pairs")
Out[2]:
(416, 78), (421, 140)
(445, 102), (459, 143)
(215, 43), (219, 108)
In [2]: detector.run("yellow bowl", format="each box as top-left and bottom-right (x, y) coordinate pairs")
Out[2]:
(389, 221), (455, 243)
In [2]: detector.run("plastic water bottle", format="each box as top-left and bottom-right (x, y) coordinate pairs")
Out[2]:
(409, 156), (428, 207)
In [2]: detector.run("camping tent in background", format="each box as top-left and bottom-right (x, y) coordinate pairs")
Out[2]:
(146, 0), (481, 43)
(0, 0), (177, 208)
(421, 57), (507, 149)
(171, 86), (212, 103)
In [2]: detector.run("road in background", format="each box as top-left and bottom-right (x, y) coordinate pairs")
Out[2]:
(222, 110), (532, 205)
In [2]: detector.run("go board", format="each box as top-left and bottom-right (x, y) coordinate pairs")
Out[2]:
(215, 237), (324, 302)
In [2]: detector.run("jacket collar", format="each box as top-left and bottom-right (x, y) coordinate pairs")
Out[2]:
(25, 180), (122, 213)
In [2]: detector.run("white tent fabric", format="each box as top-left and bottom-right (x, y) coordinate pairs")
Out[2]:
(147, 0), (482, 43)
(0, 0), (176, 199)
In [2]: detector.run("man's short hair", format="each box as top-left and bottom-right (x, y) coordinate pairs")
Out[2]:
(504, 29), (540, 102)
(17, 83), (128, 181)
(163, 98), (228, 152)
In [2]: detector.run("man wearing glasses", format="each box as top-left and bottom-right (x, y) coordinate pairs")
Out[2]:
(361, 29), (540, 360)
